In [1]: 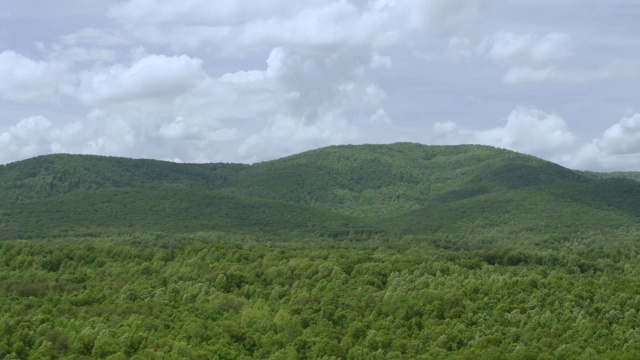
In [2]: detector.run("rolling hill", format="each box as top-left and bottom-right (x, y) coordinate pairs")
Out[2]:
(1, 143), (640, 247)
(5, 143), (640, 359)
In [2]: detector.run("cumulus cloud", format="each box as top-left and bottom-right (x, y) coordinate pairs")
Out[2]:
(433, 121), (459, 135)
(562, 115), (640, 170)
(238, 113), (359, 163)
(429, 109), (640, 171)
(103, 0), (496, 52)
(432, 107), (576, 157)
(475, 107), (576, 154)
(0, 116), (81, 163)
(370, 109), (391, 124)
(77, 54), (206, 105)
(476, 31), (578, 84)
(17, 0), (640, 171)
(595, 114), (640, 155)
(0, 51), (71, 102)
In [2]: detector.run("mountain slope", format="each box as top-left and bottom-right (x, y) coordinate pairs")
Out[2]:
(0, 188), (374, 240)
(229, 143), (590, 216)
(2, 143), (639, 246)
(0, 154), (246, 204)
(382, 179), (640, 249)
(1, 144), (590, 216)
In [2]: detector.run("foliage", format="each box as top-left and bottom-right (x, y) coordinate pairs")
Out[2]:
(3, 143), (640, 358)
(0, 143), (591, 216)
(0, 188), (374, 241)
(2, 236), (640, 359)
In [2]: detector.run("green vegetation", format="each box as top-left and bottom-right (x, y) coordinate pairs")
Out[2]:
(3, 237), (640, 359)
(0, 188), (374, 241)
(3, 143), (640, 358)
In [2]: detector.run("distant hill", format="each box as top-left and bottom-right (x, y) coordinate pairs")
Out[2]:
(0, 154), (246, 204)
(0, 143), (590, 215)
(580, 170), (640, 182)
(2, 143), (640, 247)
(0, 188), (372, 240)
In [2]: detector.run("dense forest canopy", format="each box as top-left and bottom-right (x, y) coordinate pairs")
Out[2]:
(2, 143), (640, 358)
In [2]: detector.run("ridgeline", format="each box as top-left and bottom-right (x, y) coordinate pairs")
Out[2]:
(1, 143), (639, 249)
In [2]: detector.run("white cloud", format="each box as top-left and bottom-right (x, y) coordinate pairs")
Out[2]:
(370, 108), (391, 124)
(77, 54), (206, 105)
(0, 116), (82, 163)
(484, 32), (574, 65)
(4, 116), (52, 139)
(433, 121), (459, 135)
(475, 107), (576, 154)
(104, 0), (496, 52)
(370, 53), (392, 69)
(530, 33), (574, 64)
(595, 114), (640, 155)
(8, 0), (639, 172)
(432, 107), (576, 157)
(429, 109), (640, 171)
(238, 113), (359, 163)
(0, 51), (70, 102)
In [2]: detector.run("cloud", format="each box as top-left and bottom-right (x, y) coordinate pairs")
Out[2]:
(432, 107), (576, 157)
(502, 61), (640, 84)
(484, 31), (574, 65)
(50, 46), (118, 64)
(0, 116), (82, 163)
(430, 109), (640, 171)
(238, 113), (359, 163)
(0, 51), (71, 102)
(77, 54), (206, 105)
(448, 37), (473, 62)
(477, 31), (579, 84)
(595, 114), (640, 155)
(503, 66), (558, 84)
(480, 31), (640, 84)
(433, 121), (459, 135)
(562, 115), (640, 170)
(105, 0), (496, 52)
(370, 109), (391, 124)
(60, 28), (132, 47)
(476, 107), (576, 154)
(426, 0), (495, 34)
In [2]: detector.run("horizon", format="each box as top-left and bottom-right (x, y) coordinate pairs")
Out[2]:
(1, 141), (635, 173)
(1, 1), (639, 170)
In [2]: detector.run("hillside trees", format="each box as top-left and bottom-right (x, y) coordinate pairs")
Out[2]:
(3, 236), (640, 358)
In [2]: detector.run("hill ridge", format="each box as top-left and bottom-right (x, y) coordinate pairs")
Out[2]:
(2, 143), (640, 247)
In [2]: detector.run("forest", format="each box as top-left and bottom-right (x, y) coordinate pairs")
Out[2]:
(2, 143), (640, 359)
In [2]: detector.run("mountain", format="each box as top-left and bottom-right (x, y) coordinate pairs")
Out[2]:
(0, 188), (371, 241)
(0, 143), (588, 213)
(0, 153), (246, 204)
(1, 143), (640, 246)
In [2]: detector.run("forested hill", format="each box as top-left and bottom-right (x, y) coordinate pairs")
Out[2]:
(0, 153), (247, 204)
(2, 143), (640, 245)
(1, 143), (588, 210)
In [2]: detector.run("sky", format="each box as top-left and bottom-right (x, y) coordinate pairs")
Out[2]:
(1, 0), (639, 170)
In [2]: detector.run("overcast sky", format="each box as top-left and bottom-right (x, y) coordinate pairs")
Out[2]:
(1, 0), (639, 170)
